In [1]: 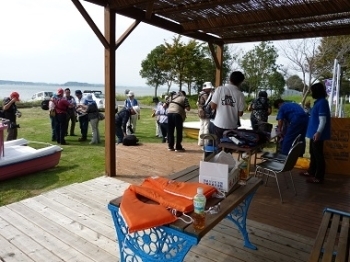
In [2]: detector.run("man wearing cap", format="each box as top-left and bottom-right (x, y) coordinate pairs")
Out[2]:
(124, 91), (140, 135)
(53, 88), (74, 145)
(197, 82), (214, 146)
(2, 92), (21, 141)
(75, 90), (89, 142)
(115, 106), (139, 144)
(63, 88), (77, 136)
(164, 90), (190, 151)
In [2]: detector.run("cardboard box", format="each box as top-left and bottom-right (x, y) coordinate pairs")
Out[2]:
(199, 160), (241, 192)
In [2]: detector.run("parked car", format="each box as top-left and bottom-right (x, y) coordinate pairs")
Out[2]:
(31, 91), (54, 101)
(82, 92), (105, 111)
(82, 90), (118, 112)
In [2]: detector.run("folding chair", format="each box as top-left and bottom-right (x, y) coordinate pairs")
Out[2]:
(255, 142), (303, 203)
(259, 134), (301, 162)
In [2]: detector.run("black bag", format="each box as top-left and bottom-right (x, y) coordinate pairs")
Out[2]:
(203, 93), (216, 119)
(41, 100), (50, 110)
(123, 135), (139, 146)
(223, 129), (266, 147)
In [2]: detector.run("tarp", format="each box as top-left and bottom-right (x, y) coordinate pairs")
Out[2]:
(325, 118), (350, 175)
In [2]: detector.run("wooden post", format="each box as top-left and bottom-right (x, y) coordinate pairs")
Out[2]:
(104, 7), (116, 177)
(215, 45), (223, 87)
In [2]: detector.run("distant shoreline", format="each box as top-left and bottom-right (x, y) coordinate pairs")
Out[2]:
(0, 80), (103, 87)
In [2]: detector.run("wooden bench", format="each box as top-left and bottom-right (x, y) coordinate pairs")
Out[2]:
(308, 208), (350, 262)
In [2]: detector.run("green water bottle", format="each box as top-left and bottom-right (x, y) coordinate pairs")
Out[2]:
(193, 187), (206, 230)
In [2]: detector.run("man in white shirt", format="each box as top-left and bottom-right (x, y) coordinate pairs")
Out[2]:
(209, 71), (246, 145)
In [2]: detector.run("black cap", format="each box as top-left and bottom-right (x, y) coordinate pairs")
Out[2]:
(75, 90), (82, 95)
(152, 97), (159, 103)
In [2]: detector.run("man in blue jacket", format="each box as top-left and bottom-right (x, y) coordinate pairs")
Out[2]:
(274, 98), (309, 155)
(115, 106), (139, 144)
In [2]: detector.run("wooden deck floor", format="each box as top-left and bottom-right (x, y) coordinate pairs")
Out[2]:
(0, 176), (314, 262)
(1, 142), (349, 262)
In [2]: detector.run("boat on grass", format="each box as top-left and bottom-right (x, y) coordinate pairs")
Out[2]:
(0, 139), (62, 181)
(183, 119), (252, 139)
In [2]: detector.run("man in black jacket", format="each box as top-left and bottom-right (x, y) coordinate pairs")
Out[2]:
(2, 92), (21, 141)
(115, 106), (139, 144)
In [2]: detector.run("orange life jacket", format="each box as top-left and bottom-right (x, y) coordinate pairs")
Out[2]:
(120, 186), (177, 233)
(134, 181), (193, 213)
(144, 176), (217, 200)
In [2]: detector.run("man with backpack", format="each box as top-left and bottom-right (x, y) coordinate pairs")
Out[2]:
(197, 82), (214, 146)
(115, 106), (140, 144)
(2, 91), (21, 141)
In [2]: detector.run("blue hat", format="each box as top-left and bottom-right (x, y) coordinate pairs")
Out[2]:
(75, 90), (82, 95)
(86, 94), (94, 102)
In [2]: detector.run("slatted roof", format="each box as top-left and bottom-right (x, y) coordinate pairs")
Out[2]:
(84, 0), (350, 45)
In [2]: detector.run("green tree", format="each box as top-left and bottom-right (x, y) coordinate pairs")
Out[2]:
(239, 41), (279, 97)
(286, 75), (304, 91)
(268, 70), (285, 97)
(314, 36), (350, 80)
(139, 44), (167, 96)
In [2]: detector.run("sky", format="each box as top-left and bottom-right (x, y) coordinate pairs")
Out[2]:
(0, 0), (278, 87)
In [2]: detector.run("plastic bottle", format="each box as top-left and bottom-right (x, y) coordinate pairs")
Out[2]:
(193, 187), (206, 230)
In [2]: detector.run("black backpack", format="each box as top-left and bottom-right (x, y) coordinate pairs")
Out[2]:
(41, 100), (50, 110)
(122, 135), (139, 146)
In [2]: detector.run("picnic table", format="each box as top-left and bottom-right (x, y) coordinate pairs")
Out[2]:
(308, 208), (350, 262)
(108, 165), (262, 262)
(218, 129), (278, 176)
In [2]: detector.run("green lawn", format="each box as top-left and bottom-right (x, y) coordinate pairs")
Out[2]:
(0, 106), (200, 206)
(2, 93), (335, 206)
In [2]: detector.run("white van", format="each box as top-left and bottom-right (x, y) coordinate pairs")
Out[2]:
(32, 91), (54, 101)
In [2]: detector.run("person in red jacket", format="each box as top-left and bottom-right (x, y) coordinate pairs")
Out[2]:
(54, 88), (74, 145)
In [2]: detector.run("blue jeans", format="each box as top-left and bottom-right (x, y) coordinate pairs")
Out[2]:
(78, 114), (89, 139)
(115, 124), (124, 144)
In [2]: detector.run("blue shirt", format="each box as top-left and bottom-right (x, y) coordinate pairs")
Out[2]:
(124, 98), (138, 109)
(276, 102), (308, 124)
(306, 98), (331, 140)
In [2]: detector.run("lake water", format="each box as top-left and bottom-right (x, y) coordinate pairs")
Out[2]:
(0, 85), (171, 101)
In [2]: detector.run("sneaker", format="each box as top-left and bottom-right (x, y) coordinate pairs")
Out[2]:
(78, 137), (87, 142)
(168, 147), (175, 151)
(175, 147), (185, 152)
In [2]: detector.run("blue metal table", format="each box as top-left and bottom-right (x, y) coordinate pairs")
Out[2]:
(108, 166), (262, 262)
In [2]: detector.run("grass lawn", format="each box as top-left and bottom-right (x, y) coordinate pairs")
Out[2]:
(0, 106), (200, 206)
(3, 93), (328, 206)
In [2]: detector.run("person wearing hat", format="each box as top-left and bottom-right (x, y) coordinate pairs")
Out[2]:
(63, 88), (77, 136)
(2, 91), (21, 141)
(115, 106), (140, 144)
(124, 91), (140, 135)
(78, 94), (101, 144)
(153, 97), (168, 143)
(151, 97), (162, 137)
(197, 82), (214, 146)
(75, 90), (89, 142)
(247, 90), (272, 131)
(53, 88), (74, 145)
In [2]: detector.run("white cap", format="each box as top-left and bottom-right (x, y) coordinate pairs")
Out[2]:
(197, 187), (204, 194)
(203, 82), (213, 90)
(127, 91), (135, 97)
(132, 106), (140, 115)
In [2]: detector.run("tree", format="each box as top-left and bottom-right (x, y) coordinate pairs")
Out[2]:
(239, 41), (279, 97)
(268, 70), (285, 97)
(314, 36), (350, 80)
(286, 75), (304, 91)
(279, 38), (319, 105)
(139, 45), (167, 96)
